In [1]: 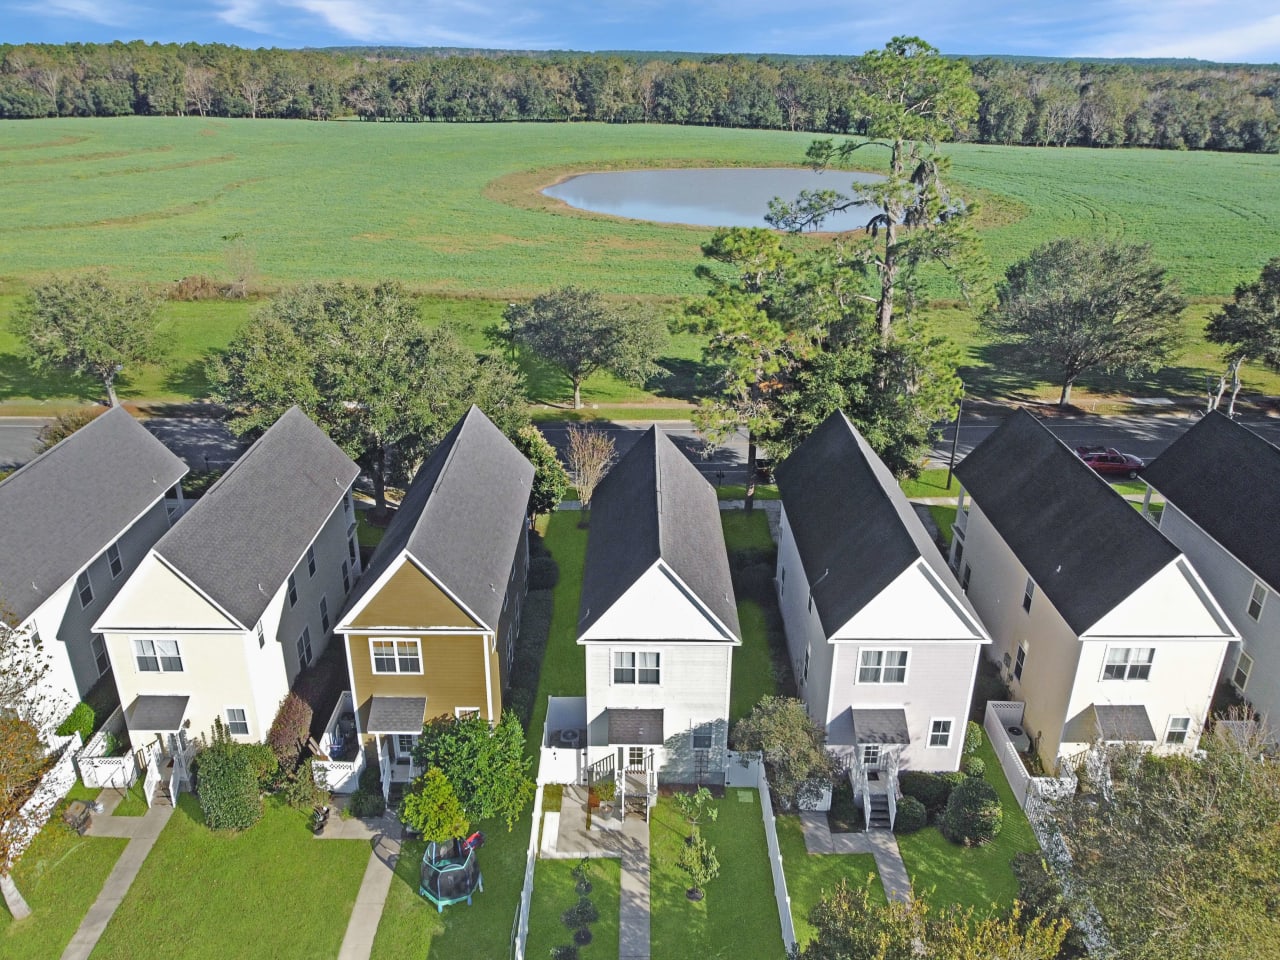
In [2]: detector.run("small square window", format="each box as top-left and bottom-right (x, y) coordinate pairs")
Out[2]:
(287, 573), (298, 607)
(1248, 581), (1267, 622)
(306, 545), (317, 578)
(929, 719), (953, 748)
(1165, 716), (1191, 746)
(107, 542), (123, 579)
(627, 747), (646, 769)
(226, 708), (250, 736)
(692, 729), (713, 750)
(1234, 651), (1254, 691)
(76, 570), (94, 608)
(861, 743), (881, 767)
(1023, 577), (1035, 613)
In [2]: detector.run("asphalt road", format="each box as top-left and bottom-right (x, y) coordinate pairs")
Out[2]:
(4, 410), (1279, 483)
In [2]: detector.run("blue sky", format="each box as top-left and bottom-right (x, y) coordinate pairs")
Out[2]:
(5, 1), (1280, 62)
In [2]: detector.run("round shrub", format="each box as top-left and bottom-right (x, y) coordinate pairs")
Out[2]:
(962, 755), (986, 778)
(561, 897), (599, 929)
(964, 720), (984, 756)
(940, 776), (1003, 846)
(348, 788), (386, 818)
(550, 947), (578, 960)
(55, 702), (95, 742)
(898, 771), (962, 820)
(528, 555), (560, 591)
(573, 928), (593, 946)
(892, 795), (927, 834)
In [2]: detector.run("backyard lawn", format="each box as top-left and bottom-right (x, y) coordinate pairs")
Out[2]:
(895, 739), (1039, 911)
(898, 468), (960, 500)
(720, 510), (775, 554)
(928, 505), (958, 548)
(649, 789), (785, 960)
(90, 795), (369, 960)
(370, 815), (529, 959)
(775, 814), (884, 949)
(0, 783), (127, 960)
(108, 779), (150, 817)
(730, 601), (783, 725)
(525, 857), (621, 960)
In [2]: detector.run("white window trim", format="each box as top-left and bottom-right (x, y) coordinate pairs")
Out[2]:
(306, 544), (317, 578)
(856, 648), (910, 685)
(611, 649), (662, 687)
(107, 542), (123, 579)
(296, 626), (312, 667)
(1248, 580), (1267, 622)
(1164, 715), (1192, 746)
(928, 717), (954, 748)
(454, 707), (481, 719)
(1234, 651), (1254, 691)
(320, 595), (330, 632)
(256, 622), (266, 649)
(1013, 642), (1027, 681)
(1101, 646), (1155, 682)
(224, 706), (251, 737)
(1022, 577), (1035, 613)
(91, 633), (110, 678)
(134, 637), (183, 673)
(77, 570), (94, 609)
(369, 637), (424, 675)
(287, 573), (298, 607)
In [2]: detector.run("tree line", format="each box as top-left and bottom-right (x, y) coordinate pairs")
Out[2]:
(2, 40), (1279, 153)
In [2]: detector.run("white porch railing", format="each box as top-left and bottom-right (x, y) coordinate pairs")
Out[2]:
(312, 692), (364, 793)
(141, 746), (162, 808)
(379, 739), (393, 803)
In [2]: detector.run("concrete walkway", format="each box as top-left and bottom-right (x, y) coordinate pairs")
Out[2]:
(798, 812), (911, 903)
(62, 790), (175, 960)
(618, 816), (651, 960)
(335, 820), (402, 960)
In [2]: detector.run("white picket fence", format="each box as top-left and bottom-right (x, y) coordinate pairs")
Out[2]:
(511, 783), (546, 960)
(727, 750), (798, 954)
(983, 701), (1076, 810)
(5, 733), (83, 868)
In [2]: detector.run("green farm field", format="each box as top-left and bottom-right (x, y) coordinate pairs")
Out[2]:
(3, 118), (1280, 410)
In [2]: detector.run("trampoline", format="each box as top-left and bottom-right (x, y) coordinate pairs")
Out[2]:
(419, 832), (485, 912)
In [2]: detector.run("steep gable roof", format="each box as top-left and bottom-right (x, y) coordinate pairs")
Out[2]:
(955, 409), (1179, 635)
(0, 406), (187, 623)
(577, 426), (740, 640)
(776, 411), (982, 638)
(153, 407), (359, 629)
(344, 406), (534, 631)
(1142, 412), (1280, 592)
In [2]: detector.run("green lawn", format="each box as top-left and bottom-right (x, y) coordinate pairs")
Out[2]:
(0, 783), (128, 960)
(356, 509), (388, 548)
(895, 739), (1039, 911)
(107, 780), (150, 817)
(899, 468), (961, 500)
(370, 816), (529, 960)
(928, 505), (958, 549)
(649, 789), (785, 960)
(714, 484), (780, 501)
(730, 600), (784, 725)
(91, 794), (369, 960)
(720, 510), (775, 554)
(775, 814), (884, 949)
(526, 857), (621, 960)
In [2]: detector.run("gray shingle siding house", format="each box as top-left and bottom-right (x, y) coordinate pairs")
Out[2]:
(775, 411), (990, 775)
(1141, 412), (1280, 723)
(0, 406), (188, 727)
(95, 407), (361, 747)
(578, 426), (741, 792)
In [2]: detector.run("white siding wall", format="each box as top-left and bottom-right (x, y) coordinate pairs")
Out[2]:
(583, 641), (733, 783)
(1157, 501), (1280, 722)
(829, 640), (981, 771)
(775, 505), (835, 726)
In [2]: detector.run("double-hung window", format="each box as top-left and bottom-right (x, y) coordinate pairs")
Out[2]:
(613, 651), (660, 685)
(1165, 716), (1191, 746)
(134, 638), (182, 672)
(371, 639), (422, 674)
(1248, 581), (1267, 622)
(287, 573), (298, 607)
(929, 719), (953, 748)
(306, 545), (317, 578)
(1234, 651), (1254, 691)
(1022, 577), (1035, 613)
(256, 622), (266, 648)
(1013, 643), (1027, 681)
(76, 570), (94, 608)
(107, 542), (123, 579)
(961, 563), (972, 593)
(858, 649), (908, 684)
(320, 596), (330, 633)
(1103, 647), (1154, 681)
(225, 708), (250, 736)
(296, 626), (313, 668)
(342, 560), (351, 593)
(91, 633), (110, 677)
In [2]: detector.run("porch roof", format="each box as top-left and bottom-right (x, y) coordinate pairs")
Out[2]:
(366, 696), (428, 734)
(1092, 704), (1157, 743)
(126, 694), (189, 732)
(852, 708), (911, 745)
(607, 708), (664, 745)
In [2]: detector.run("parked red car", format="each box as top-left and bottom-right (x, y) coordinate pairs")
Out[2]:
(1076, 445), (1146, 479)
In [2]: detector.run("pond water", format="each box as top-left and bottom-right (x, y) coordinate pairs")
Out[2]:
(542, 167), (885, 231)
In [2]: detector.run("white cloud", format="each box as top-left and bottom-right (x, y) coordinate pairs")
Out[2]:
(1086, 11), (1280, 61)
(216, 0), (274, 34)
(24, 0), (132, 26)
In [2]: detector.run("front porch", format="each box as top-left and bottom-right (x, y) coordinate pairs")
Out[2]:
(364, 694), (428, 803)
(311, 690), (365, 793)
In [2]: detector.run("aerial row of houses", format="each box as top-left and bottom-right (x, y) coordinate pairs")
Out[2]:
(1, 403), (1274, 804)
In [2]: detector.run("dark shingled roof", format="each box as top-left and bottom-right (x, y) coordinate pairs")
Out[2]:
(607, 708), (665, 745)
(852, 708), (911, 745)
(347, 406), (534, 631)
(154, 407), (359, 629)
(0, 406), (188, 622)
(1093, 704), (1157, 743)
(126, 694), (189, 731)
(577, 427), (740, 640)
(367, 696), (428, 734)
(1142, 412), (1280, 591)
(955, 410), (1180, 636)
(775, 411), (979, 637)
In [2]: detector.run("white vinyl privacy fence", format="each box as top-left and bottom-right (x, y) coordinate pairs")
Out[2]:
(727, 751), (797, 954)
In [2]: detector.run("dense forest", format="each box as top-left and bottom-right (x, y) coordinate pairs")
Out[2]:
(2, 41), (1279, 153)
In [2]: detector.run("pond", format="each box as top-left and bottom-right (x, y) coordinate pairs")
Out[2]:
(542, 167), (885, 231)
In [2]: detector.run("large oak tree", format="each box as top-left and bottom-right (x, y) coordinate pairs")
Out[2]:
(1206, 255), (1280, 415)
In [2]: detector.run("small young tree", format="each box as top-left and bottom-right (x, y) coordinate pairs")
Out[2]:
(502, 286), (667, 409)
(565, 425), (615, 514)
(0, 715), (47, 920)
(14, 271), (161, 406)
(981, 238), (1186, 406)
(412, 710), (534, 830)
(731, 696), (836, 810)
(673, 786), (719, 827)
(513, 424), (570, 517)
(400, 769), (470, 843)
(36, 408), (101, 452)
(677, 826), (720, 901)
(1206, 255), (1280, 416)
